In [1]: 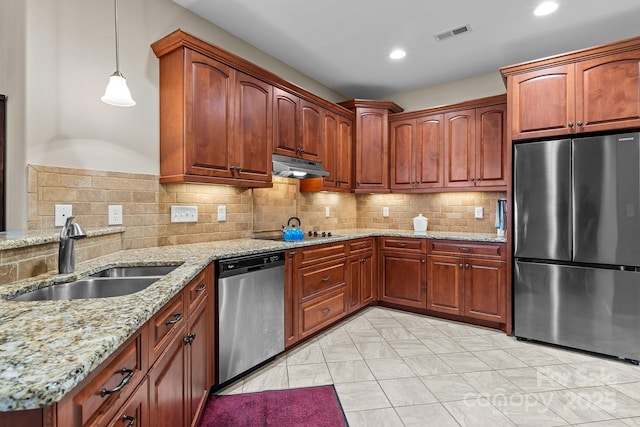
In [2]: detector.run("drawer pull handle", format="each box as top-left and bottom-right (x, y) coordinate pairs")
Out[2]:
(165, 313), (183, 325)
(459, 247), (470, 252)
(322, 308), (331, 315)
(195, 283), (206, 292)
(122, 415), (135, 427)
(101, 368), (134, 397)
(321, 276), (331, 282)
(397, 243), (407, 248)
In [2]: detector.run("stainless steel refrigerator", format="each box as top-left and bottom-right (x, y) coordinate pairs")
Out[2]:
(514, 132), (640, 362)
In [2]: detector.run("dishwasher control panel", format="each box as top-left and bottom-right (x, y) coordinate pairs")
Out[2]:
(217, 251), (285, 277)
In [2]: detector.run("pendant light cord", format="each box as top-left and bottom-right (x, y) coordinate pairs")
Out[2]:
(113, 0), (121, 75)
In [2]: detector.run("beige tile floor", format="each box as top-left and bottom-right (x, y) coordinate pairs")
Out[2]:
(217, 307), (640, 426)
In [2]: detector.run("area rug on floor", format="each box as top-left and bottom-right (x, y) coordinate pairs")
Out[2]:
(198, 385), (348, 427)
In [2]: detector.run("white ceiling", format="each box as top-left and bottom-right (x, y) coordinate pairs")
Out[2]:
(173, 0), (640, 99)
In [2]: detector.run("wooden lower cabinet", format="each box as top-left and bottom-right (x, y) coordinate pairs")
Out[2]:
(379, 251), (427, 308)
(427, 255), (507, 323)
(299, 287), (347, 338)
(347, 251), (376, 312)
(284, 250), (299, 349)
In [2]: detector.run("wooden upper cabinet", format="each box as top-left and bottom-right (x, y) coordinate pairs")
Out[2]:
(340, 100), (403, 193)
(390, 115), (444, 190)
(233, 72), (273, 182)
(475, 104), (507, 187)
(273, 88), (300, 158)
(321, 111), (338, 187)
(416, 114), (445, 189)
(180, 49), (234, 180)
(336, 116), (353, 190)
(576, 51), (640, 133)
(503, 37), (640, 139)
(444, 109), (475, 188)
(300, 100), (322, 161)
(273, 88), (322, 162)
(509, 64), (575, 140)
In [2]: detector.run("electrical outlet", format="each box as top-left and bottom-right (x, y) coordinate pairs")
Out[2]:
(54, 204), (73, 227)
(217, 205), (227, 222)
(170, 206), (198, 223)
(325, 207), (330, 218)
(475, 207), (484, 219)
(108, 205), (123, 225)
(383, 207), (390, 217)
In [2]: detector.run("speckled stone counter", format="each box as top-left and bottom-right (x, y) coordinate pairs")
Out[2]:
(0, 229), (505, 411)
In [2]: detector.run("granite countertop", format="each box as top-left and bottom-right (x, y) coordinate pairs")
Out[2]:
(0, 229), (505, 411)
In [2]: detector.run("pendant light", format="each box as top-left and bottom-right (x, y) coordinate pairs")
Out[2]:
(101, 0), (135, 107)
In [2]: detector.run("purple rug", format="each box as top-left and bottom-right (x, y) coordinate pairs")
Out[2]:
(199, 385), (348, 427)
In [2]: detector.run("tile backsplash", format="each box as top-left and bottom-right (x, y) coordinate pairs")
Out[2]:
(26, 165), (504, 251)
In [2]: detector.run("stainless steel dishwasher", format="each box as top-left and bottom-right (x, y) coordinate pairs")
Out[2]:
(216, 251), (285, 384)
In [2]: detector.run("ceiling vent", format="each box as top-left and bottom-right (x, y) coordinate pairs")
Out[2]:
(434, 25), (471, 41)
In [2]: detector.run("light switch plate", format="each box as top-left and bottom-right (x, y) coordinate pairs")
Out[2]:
(54, 204), (73, 227)
(475, 207), (484, 219)
(217, 205), (227, 222)
(171, 206), (198, 223)
(325, 207), (330, 218)
(383, 207), (390, 217)
(108, 205), (123, 225)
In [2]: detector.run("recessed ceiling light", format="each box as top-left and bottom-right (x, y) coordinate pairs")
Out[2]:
(389, 49), (406, 60)
(534, 1), (559, 16)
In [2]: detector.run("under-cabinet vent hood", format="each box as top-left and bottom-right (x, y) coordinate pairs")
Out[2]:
(272, 154), (329, 179)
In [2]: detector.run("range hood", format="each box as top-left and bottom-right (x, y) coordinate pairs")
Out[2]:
(272, 154), (329, 179)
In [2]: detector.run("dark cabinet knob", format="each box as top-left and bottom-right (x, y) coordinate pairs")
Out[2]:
(568, 121), (574, 128)
(577, 121), (583, 126)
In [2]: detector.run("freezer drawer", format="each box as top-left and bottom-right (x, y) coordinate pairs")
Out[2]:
(514, 260), (640, 361)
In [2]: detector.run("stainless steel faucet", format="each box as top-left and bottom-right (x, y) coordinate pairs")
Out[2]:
(58, 216), (87, 274)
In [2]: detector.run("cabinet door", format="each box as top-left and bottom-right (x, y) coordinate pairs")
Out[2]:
(322, 110), (339, 187)
(416, 114), (444, 189)
(379, 252), (426, 308)
(576, 51), (640, 133)
(510, 64), (575, 140)
(284, 250), (299, 349)
(336, 116), (353, 189)
(390, 119), (416, 190)
(184, 49), (234, 178)
(273, 88), (300, 157)
(187, 298), (210, 425)
(354, 108), (389, 191)
(464, 258), (506, 322)
(300, 100), (322, 161)
(475, 104), (507, 187)
(427, 255), (463, 316)
(149, 329), (187, 427)
(347, 255), (363, 311)
(233, 72), (272, 182)
(360, 252), (376, 306)
(444, 109), (475, 188)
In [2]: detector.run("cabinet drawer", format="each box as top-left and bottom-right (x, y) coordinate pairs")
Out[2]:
(186, 268), (209, 315)
(297, 242), (346, 267)
(149, 293), (186, 361)
(429, 240), (505, 259)
(101, 376), (149, 427)
(298, 260), (346, 301)
(299, 288), (347, 337)
(348, 238), (374, 255)
(379, 237), (426, 253)
(64, 331), (146, 427)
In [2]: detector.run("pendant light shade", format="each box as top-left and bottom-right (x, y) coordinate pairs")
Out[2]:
(102, 0), (135, 107)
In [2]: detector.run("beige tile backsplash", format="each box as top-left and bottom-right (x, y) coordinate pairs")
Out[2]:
(19, 164), (504, 278)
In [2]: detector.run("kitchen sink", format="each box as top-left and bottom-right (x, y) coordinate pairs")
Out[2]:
(10, 264), (181, 301)
(90, 265), (179, 277)
(11, 277), (160, 301)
